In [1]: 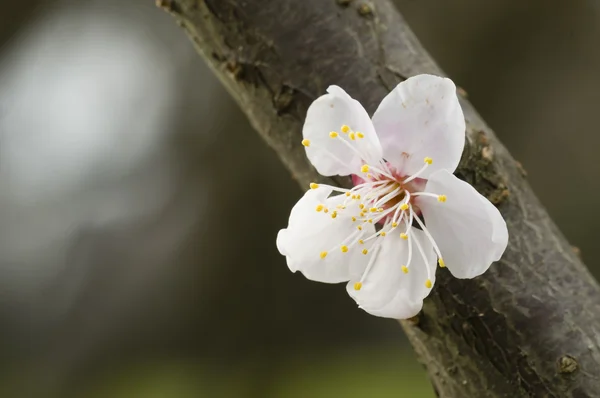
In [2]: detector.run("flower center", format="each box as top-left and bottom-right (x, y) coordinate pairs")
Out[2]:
(306, 124), (449, 289)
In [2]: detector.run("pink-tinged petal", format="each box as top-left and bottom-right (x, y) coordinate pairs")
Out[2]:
(303, 86), (382, 176)
(277, 187), (375, 283)
(346, 227), (437, 319)
(372, 74), (465, 177)
(418, 170), (508, 279)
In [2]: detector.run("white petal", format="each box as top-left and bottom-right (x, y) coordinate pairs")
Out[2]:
(303, 86), (382, 176)
(417, 170), (509, 279)
(371, 74), (465, 177)
(346, 227), (437, 319)
(277, 187), (376, 283)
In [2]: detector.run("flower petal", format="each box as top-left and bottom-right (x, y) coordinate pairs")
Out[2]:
(417, 170), (509, 279)
(372, 74), (465, 177)
(346, 226), (437, 319)
(303, 86), (382, 176)
(277, 187), (376, 283)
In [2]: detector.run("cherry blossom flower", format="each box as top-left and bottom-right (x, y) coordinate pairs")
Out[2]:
(276, 74), (508, 319)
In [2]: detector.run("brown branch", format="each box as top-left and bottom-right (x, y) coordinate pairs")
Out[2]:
(158, 0), (600, 396)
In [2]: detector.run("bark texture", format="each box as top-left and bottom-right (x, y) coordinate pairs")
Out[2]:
(159, 0), (600, 396)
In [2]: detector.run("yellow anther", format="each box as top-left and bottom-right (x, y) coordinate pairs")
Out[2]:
(316, 204), (324, 212)
(345, 192), (351, 197)
(301, 139), (310, 147)
(400, 233), (408, 240)
(341, 245), (349, 253)
(354, 282), (362, 291)
(357, 225), (363, 231)
(378, 208), (384, 212)
(320, 251), (328, 259)
(351, 216), (357, 222)
(400, 203), (409, 211)
(331, 211), (337, 219)
(380, 231), (387, 237)
(329, 131), (338, 138)
(357, 132), (365, 139)
(341, 125), (350, 133)
(425, 279), (433, 289)
(310, 182), (319, 189)
(424, 157), (433, 165)
(392, 222), (398, 228)
(361, 165), (370, 173)
(350, 133), (356, 140)
(356, 194), (361, 199)
(324, 208), (329, 213)
(368, 219), (373, 223)
(369, 207), (377, 213)
(439, 258), (446, 268)
(351, 194), (357, 200)
(366, 173), (373, 179)
(359, 204), (365, 210)
(362, 249), (368, 255)
(358, 239), (364, 245)
(401, 265), (409, 274)
(438, 194), (447, 203)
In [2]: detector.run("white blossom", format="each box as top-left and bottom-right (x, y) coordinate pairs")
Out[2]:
(277, 74), (508, 319)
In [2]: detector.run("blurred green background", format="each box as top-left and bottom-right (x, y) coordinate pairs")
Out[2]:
(0, 0), (598, 397)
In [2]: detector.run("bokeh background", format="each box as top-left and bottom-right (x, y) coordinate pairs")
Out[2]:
(0, 0), (598, 397)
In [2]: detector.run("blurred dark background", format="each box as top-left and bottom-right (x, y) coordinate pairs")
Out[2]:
(0, 0), (598, 397)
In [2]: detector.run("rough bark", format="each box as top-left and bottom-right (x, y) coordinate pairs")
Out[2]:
(158, 0), (600, 396)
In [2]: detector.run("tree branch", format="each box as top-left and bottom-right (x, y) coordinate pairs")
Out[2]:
(159, 0), (600, 396)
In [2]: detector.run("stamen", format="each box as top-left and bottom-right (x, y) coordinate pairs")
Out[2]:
(413, 213), (444, 260)
(364, 164), (395, 180)
(371, 205), (399, 224)
(310, 183), (319, 189)
(373, 184), (402, 208)
(362, 248), (368, 255)
(425, 279), (433, 289)
(357, 132), (365, 139)
(341, 125), (350, 133)
(320, 251), (328, 259)
(359, 243), (382, 284)
(361, 165), (370, 173)
(331, 134), (375, 165)
(351, 179), (389, 191)
(439, 258), (446, 268)
(403, 158), (432, 184)
(412, 192), (447, 202)
(401, 265), (409, 274)
(400, 203), (409, 211)
(411, 216), (433, 283)
(341, 245), (348, 253)
(400, 233), (408, 240)
(316, 204), (324, 212)
(354, 282), (362, 291)
(302, 139), (310, 147)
